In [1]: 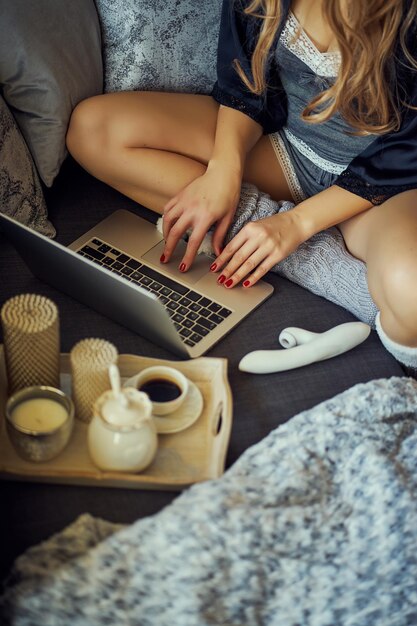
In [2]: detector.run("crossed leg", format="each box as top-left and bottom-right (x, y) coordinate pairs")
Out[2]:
(67, 91), (417, 356)
(339, 191), (417, 348)
(66, 91), (293, 213)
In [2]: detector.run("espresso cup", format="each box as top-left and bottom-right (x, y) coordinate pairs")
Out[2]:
(124, 366), (189, 416)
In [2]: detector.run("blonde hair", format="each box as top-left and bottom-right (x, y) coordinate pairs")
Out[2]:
(234, 0), (417, 134)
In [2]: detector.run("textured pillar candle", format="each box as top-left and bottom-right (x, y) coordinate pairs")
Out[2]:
(1, 294), (60, 393)
(70, 338), (118, 423)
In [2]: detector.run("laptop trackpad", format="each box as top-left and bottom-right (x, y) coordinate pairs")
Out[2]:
(142, 240), (212, 285)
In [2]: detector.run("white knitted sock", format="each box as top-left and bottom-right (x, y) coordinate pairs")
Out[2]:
(227, 184), (379, 327)
(375, 312), (417, 371)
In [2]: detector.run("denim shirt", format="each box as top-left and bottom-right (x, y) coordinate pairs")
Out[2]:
(212, 0), (417, 204)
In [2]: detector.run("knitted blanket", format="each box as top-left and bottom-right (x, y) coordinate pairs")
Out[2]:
(1, 377), (417, 626)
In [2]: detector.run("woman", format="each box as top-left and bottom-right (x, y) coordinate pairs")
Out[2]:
(66, 0), (417, 371)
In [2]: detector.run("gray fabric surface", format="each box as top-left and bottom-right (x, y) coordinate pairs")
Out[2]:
(0, 158), (403, 582)
(2, 377), (417, 626)
(95, 0), (222, 94)
(0, 0), (103, 187)
(0, 95), (55, 237)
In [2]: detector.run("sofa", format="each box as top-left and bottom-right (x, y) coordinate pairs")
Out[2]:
(0, 0), (404, 582)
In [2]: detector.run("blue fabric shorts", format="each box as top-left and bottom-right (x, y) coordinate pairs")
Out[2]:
(269, 130), (340, 204)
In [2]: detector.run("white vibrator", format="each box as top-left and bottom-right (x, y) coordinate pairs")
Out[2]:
(239, 322), (371, 374)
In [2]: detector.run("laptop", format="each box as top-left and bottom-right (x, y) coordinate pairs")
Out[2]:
(0, 209), (274, 357)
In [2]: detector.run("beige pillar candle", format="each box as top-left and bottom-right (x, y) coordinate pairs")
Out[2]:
(70, 338), (118, 423)
(1, 294), (60, 393)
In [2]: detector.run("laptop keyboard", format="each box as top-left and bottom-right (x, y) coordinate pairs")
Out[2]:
(76, 238), (232, 347)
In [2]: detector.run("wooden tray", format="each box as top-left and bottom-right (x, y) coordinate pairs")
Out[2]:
(0, 347), (233, 490)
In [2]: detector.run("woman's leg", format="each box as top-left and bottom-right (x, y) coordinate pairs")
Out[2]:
(339, 191), (417, 353)
(66, 91), (293, 213)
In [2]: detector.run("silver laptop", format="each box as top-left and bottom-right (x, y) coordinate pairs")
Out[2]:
(0, 209), (273, 357)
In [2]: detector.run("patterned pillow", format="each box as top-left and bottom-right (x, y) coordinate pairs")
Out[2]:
(0, 95), (55, 237)
(95, 0), (222, 94)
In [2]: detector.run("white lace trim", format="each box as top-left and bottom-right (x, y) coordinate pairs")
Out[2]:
(280, 12), (341, 78)
(269, 133), (307, 204)
(283, 128), (348, 175)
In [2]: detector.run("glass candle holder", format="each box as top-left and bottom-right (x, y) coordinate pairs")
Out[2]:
(6, 386), (74, 462)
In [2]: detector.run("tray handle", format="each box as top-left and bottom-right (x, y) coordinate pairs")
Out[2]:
(211, 402), (225, 437)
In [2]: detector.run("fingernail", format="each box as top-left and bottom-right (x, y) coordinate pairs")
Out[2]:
(225, 279), (233, 288)
(210, 263), (217, 272)
(243, 280), (250, 287)
(217, 274), (226, 284)
(179, 263), (186, 272)
(160, 254), (165, 263)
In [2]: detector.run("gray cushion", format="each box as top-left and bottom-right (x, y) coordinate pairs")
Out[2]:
(95, 0), (222, 94)
(0, 0), (103, 187)
(0, 95), (55, 237)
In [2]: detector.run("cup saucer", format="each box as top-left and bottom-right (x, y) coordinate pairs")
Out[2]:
(152, 381), (204, 434)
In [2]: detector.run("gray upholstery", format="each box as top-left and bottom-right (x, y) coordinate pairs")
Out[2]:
(0, 158), (403, 580)
(0, 0), (103, 187)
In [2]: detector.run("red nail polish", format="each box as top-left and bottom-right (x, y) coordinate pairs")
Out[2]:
(243, 280), (250, 287)
(225, 279), (233, 287)
(160, 254), (165, 263)
(179, 263), (186, 272)
(218, 275), (226, 284)
(210, 263), (217, 272)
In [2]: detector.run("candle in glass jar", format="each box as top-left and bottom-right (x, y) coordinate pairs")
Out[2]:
(11, 398), (68, 432)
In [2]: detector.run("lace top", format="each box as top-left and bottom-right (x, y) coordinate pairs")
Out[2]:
(280, 12), (340, 78)
(275, 12), (375, 177)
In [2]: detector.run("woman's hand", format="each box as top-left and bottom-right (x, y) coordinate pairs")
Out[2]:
(161, 166), (241, 271)
(211, 210), (309, 288)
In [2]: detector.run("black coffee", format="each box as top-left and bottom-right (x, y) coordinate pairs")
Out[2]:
(139, 378), (182, 403)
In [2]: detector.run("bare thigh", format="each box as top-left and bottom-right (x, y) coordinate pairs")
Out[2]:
(67, 91), (294, 205)
(338, 190), (417, 266)
(339, 190), (417, 342)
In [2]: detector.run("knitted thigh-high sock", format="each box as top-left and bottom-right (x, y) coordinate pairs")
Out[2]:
(376, 313), (417, 376)
(225, 183), (379, 327)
